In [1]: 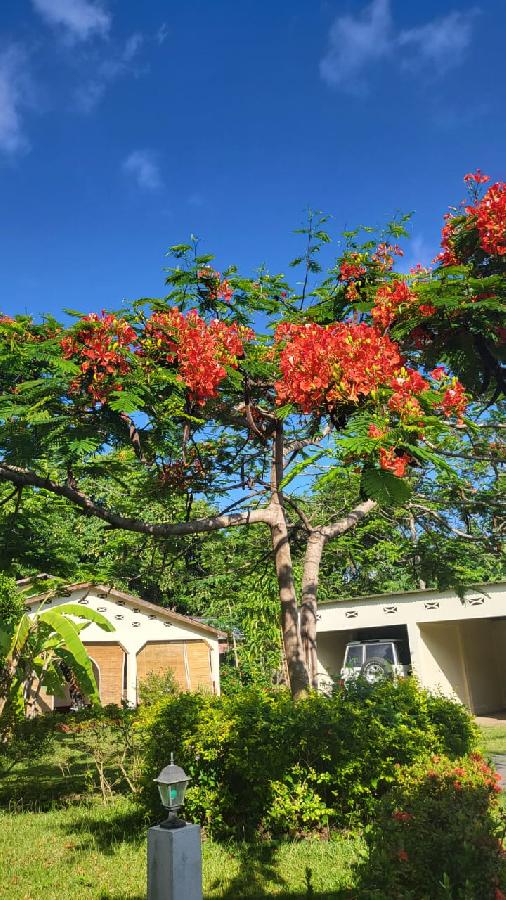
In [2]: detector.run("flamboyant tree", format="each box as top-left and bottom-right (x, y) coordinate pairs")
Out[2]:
(0, 172), (503, 698)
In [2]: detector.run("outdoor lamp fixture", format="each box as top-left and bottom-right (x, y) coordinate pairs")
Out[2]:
(154, 753), (190, 829)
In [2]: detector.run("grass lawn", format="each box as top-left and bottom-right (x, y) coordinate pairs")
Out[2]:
(479, 723), (506, 756)
(0, 797), (362, 899)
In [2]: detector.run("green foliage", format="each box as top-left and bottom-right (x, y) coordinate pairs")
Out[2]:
(0, 575), (23, 637)
(0, 601), (114, 725)
(53, 706), (142, 802)
(136, 680), (478, 839)
(137, 670), (179, 707)
(354, 753), (505, 899)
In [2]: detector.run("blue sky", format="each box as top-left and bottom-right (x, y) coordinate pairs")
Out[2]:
(0, 0), (504, 320)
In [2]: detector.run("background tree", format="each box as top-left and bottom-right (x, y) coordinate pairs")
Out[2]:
(0, 172), (503, 697)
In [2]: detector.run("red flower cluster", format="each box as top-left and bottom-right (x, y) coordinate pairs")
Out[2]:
(372, 242), (404, 272)
(143, 308), (253, 404)
(61, 312), (136, 404)
(471, 181), (506, 257)
(274, 321), (403, 413)
(464, 169), (490, 184)
(379, 447), (411, 477)
(437, 173), (506, 264)
(339, 257), (366, 282)
(435, 214), (460, 267)
(198, 266), (234, 303)
(440, 380), (467, 422)
(388, 368), (429, 422)
(371, 280), (417, 330)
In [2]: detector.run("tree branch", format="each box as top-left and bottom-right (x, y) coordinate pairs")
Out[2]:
(409, 503), (491, 543)
(0, 464), (274, 536)
(322, 499), (377, 542)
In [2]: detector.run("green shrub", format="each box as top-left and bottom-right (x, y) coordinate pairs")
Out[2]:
(136, 679), (478, 839)
(425, 690), (479, 757)
(137, 670), (179, 707)
(354, 752), (505, 899)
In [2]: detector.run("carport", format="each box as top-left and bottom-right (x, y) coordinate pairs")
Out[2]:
(417, 617), (506, 714)
(316, 581), (506, 714)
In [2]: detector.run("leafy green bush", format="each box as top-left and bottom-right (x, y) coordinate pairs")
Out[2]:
(424, 690), (479, 757)
(354, 752), (505, 899)
(136, 679), (478, 838)
(137, 670), (179, 707)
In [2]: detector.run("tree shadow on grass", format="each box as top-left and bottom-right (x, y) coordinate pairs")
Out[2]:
(60, 803), (149, 853)
(206, 842), (352, 899)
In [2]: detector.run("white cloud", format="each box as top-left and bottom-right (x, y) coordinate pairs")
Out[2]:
(399, 11), (477, 74)
(320, 1), (477, 93)
(319, 0), (392, 93)
(74, 33), (145, 113)
(32, 0), (111, 43)
(156, 23), (169, 46)
(122, 150), (162, 191)
(0, 45), (31, 155)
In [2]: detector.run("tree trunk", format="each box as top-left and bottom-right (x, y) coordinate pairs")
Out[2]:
(0, 657), (19, 720)
(300, 531), (325, 689)
(270, 514), (309, 700)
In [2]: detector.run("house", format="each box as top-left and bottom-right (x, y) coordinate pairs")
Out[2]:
(26, 583), (224, 708)
(316, 581), (506, 715)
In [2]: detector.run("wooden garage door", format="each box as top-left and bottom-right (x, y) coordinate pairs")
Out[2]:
(136, 641), (213, 694)
(137, 641), (188, 691)
(187, 641), (213, 691)
(83, 642), (125, 706)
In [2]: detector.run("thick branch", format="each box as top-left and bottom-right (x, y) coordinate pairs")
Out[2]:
(322, 499), (377, 542)
(0, 464), (273, 536)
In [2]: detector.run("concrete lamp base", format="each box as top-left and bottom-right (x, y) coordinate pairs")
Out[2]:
(147, 823), (203, 900)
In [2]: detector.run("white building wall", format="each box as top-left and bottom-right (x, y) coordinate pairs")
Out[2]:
(29, 588), (221, 704)
(316, 582), (506, 713)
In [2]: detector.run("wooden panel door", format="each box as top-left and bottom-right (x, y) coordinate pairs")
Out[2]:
(136, 641), (188, 693)
(186, 641), (213, 692)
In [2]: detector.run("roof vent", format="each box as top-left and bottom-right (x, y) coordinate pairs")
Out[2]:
(424, 601), (439, 610)
(345, 610), (358, 619)
(383, 606), (397, 614)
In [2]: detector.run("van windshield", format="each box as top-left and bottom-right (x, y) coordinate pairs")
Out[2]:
(344, 645), (364, 667)
(365, 643), (395, 663)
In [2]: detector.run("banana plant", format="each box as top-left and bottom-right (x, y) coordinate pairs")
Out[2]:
(0, 602), (114, 721)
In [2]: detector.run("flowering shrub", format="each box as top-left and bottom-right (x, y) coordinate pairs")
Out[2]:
(354, 753), (505, 899)
(136, 679), (478, 839)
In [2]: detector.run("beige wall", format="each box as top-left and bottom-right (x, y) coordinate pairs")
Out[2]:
(317, 631), (351, 688)
(417, 622), (469, 705)
(407, 619), (506, 714)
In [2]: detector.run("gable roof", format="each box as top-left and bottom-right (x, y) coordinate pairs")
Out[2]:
(24, 582), (226, 638)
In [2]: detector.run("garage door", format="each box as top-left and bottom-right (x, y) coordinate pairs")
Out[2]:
(187, 641), (213, 691)
(83, 642), (125, 706)
(136, 640), (213, 694)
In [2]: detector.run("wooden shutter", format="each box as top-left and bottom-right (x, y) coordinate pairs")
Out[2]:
(186, 640), (213, 691)
(136, 641), (188, 691)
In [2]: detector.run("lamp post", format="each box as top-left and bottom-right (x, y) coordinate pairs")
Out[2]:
(147, 754), (202, 900)
(154, 754), (190, 829)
